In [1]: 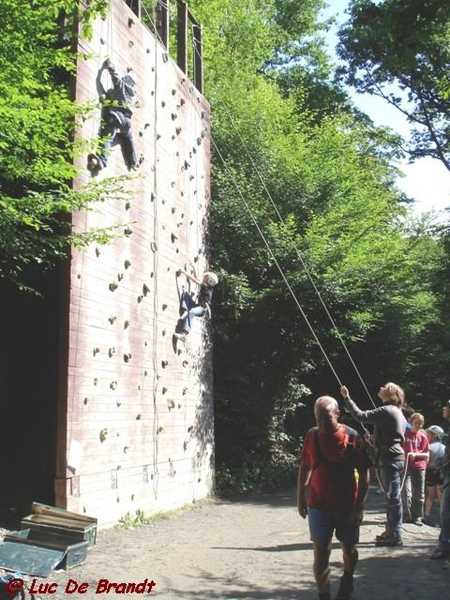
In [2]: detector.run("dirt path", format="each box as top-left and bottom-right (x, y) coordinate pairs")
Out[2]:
(9, 485), (450, 599)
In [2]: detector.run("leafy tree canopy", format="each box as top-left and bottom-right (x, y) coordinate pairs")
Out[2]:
(0, 0), (117, 291)
(337, 0), (450, 171)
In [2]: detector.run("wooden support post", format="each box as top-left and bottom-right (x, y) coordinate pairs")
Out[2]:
(193, 21), (203, 94)
(177, 0), (188, 75)
(126, 0), (141, 18)
(159, 0), (169, 50)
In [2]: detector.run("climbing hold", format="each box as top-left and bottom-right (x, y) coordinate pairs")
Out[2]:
(136, 413), (141, 420)
(187, 425), (194, 433)
(128, 40), (134, 47)
(161, 101), (166, 107)
(108, 348), (116, 358)
(167, 399), (175, 410)
(162, 303), (168, 310)
(157, 426), (164, 434)
(172, 89), (176, 95)
(117, 272), (124, 281)
(109, 282), (118, 292)
(95, 247), (101, 257)
(116, 399), (122, 407)
(143, 283), (150, 296)
(124, 259), (131, 269)
(83, 398), (88, 405)
(124, 226), (133, 236)
(175, 127), (182, 135)
(123, 353), (132, 363)
(161, 360), (168, 368)
(162, 387), (168, 394)
(128, 17), (135, 27)
(110, 381), (118, 390)
(182, 360), (189, 368)
(93, 347), (100, 356)
(171, 113), (177, 120)
(162, 53), (169, 62)
(108, 316), (117, 324)
(99, 429), (108, 443)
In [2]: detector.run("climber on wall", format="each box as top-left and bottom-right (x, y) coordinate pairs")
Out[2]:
(173, 267), (219, 343)
(87, 58), (143, 172)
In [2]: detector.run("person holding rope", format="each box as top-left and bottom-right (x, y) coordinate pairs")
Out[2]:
(340, 382), (407, 547)
(298, 396), (371, 600)
(430, 399), (450, 559)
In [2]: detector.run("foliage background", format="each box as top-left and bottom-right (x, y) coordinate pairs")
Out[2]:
(0, 0), (449, 494)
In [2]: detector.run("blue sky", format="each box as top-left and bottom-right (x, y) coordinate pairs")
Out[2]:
(323, 0), (450, 218)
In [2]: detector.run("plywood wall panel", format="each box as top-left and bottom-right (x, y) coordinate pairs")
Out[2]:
(56, 0), (214, 527)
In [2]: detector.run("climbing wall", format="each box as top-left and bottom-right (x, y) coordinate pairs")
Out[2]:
(55, 0), (214, 526)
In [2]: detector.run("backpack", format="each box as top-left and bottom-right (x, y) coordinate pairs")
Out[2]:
(311, 426), (358, 481)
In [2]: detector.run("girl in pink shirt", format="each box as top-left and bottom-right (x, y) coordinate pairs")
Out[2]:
(402, 412), (430, 525)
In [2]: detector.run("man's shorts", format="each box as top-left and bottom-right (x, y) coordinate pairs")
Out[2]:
(307, 506), (359, 545)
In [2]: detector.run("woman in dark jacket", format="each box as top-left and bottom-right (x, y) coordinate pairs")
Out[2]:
(340, 383), (407, 547)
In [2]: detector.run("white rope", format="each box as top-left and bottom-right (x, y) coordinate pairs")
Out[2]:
(220, 102), (378, 408)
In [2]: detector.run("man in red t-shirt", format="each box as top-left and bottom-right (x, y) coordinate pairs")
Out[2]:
(298, 396), (371, 600)
(402, 412), (429, 525)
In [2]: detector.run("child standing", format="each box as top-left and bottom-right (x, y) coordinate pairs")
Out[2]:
(402, 412), (429, 525)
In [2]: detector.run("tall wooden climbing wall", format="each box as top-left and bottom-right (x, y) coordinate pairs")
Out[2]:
(55, 0), (213, 526)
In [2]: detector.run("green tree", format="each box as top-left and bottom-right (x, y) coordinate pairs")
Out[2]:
(0, 0), (121, 292)
(337, 0), (450, 171)
(189, 0), (450, 491)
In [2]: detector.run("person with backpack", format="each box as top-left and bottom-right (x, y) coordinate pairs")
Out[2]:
(340, 383), (407, 547)
(430, 399), (450, 559)
(298, 395), (371, 600)
(424, 425), (446, 525)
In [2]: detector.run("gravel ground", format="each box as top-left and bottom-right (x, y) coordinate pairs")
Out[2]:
(1, 483), (449, 599)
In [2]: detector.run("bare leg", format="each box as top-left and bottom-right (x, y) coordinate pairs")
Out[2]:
(313, 538), (332, 596)
(342, 543), (358, 575)
(425, 485), (436, 518)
